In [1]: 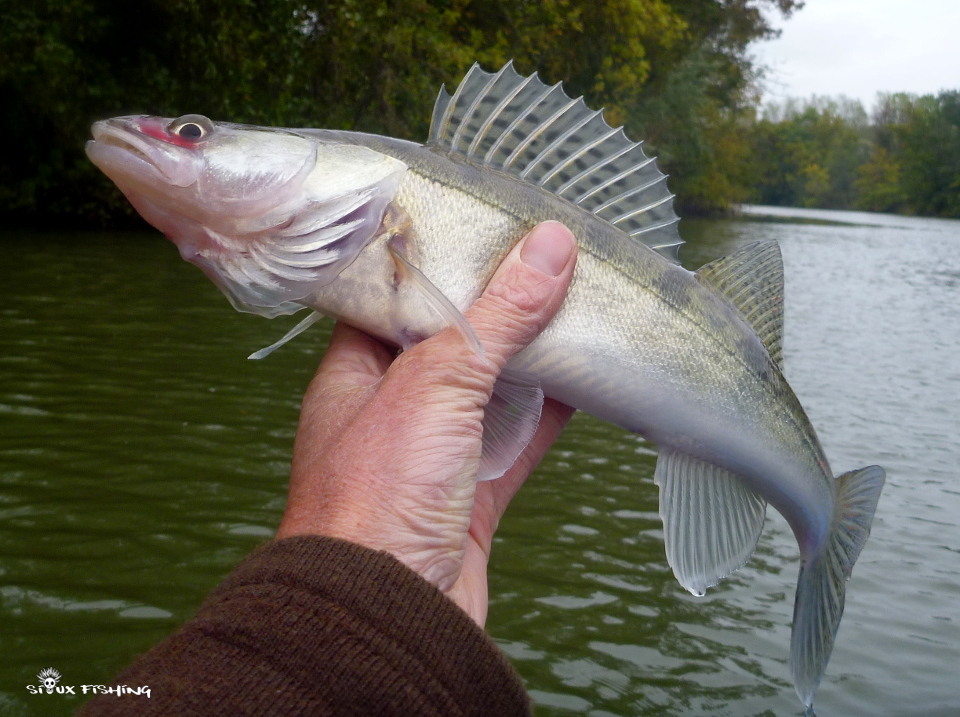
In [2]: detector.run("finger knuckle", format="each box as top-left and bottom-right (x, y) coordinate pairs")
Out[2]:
(393, 339), (495, 388)
(486, 273), (549, 317)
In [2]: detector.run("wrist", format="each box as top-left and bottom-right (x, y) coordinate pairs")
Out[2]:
(276, 480), (471, 595)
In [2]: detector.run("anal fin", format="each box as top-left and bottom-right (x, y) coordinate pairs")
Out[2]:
(654, 449), (766, 596)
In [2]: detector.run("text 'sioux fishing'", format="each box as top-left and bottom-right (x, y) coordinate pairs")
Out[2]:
(86, 62), (885, 712)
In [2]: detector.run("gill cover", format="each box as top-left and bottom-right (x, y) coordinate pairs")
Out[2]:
(87, 115), (407, 316)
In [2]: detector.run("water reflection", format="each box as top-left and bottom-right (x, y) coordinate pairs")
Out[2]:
(1, 233), (320, 716)
(491, 412), (793, 715)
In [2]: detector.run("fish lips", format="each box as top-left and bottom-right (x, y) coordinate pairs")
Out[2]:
(86, 117), (204, 192)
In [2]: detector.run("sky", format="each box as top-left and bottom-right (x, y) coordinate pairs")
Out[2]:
(751, 0), (960, 111)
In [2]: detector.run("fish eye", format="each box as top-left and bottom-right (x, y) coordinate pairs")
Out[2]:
(178, 123), (204, 140)
(168, 114), (214, 142)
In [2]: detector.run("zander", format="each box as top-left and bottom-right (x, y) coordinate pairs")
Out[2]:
(86, 62), (884, 712)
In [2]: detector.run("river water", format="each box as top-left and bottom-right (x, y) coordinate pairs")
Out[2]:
(1, 207), (958, 716)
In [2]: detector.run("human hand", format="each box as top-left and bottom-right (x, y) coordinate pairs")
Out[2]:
(276, 221), (577, 626)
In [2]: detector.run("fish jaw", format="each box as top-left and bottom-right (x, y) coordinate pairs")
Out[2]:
(87, 117), (205, 191)
(87, 115), (409, 316)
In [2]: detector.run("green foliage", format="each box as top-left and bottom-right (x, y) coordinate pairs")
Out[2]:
(11, 0), (960, 224)
(854, 147), (903, 213)
(631, 49), (756, 214)
(746, 97), (871, 210)
(0, 0), (799, 227)
(0, 0), (167, 223)
(895, 91), (960, 217)
(747, 91), (960, 218)
(4, 0), (957, 223)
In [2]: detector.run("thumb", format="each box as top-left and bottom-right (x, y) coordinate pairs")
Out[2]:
(387, 220), (578, 400)
(465, 221), (578, 370)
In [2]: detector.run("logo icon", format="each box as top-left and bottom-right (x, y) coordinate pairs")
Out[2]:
(37, 668), (61, 694)
(27, 668), (150, 698)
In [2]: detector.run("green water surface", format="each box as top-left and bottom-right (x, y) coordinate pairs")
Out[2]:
(2, 213), (959, 716)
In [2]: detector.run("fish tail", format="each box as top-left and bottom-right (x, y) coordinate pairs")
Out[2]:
(790, 465), (885, 710)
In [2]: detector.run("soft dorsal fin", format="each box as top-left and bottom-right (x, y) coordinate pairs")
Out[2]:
(696, 241), (785, 367)
(429, 62), (682, 261)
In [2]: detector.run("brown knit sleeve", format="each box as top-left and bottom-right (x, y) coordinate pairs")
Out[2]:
(77, 536), (531, 717)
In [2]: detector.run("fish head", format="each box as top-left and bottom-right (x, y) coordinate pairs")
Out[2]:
(86, 114), (406, 316)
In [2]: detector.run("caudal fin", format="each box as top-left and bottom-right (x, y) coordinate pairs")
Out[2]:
(791, 465), (885, 710)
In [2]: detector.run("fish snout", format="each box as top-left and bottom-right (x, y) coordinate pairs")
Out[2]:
(87, 116), (203, 189)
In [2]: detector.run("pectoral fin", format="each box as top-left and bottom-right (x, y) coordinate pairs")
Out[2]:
(478, 369), (543, 481)
(654, 449), (767, 596)
(386, 234), (542, 481)
(387, 234), (484, 355)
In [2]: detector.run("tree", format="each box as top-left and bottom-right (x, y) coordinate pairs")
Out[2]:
(854, 147), (903, 213)
(628, 0), (803, 213)
(744, 97), (871, 210)
(0, 0), (175, 223)
(0, 0), (802, 226)
(896, 91), (960, 217)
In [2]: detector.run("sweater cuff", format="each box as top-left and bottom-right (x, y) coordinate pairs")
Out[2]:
(79, 535), (531, 717)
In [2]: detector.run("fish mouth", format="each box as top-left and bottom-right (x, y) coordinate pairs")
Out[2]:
(86, 118), (202, 188)
(91, 121), (152, 161)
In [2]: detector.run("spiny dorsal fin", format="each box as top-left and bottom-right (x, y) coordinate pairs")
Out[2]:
(428, 62), (682, 261)
(696, 241), (785, 367)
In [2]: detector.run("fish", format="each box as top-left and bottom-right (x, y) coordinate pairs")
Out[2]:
(86, 62), (885, 712)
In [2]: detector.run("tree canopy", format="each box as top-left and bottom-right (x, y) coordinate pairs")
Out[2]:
(745, 91), (960, 217)
(7, 1), (959, 223)
(1, 0), (803, 227)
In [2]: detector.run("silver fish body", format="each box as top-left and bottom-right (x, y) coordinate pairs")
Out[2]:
(317, 130), (834, 543)
(86, 63), (884, 711)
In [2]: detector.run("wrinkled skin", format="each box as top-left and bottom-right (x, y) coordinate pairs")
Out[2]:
(277, 222), (578, 624)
